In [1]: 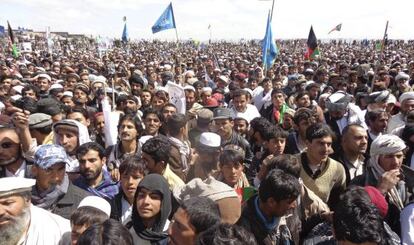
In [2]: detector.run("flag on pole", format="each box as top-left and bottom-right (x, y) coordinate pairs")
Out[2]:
(122, 18), (128, 43)
(0, 26), (5, 36)
(305, 26), (319, 60)
(208, 24), (211, 29)
(328, 23), (342, 34)
(7, 21), (19, 58)
(7, 21), (15, 44)
(262, 11), (278, 71)
(152, 2), (176, 34)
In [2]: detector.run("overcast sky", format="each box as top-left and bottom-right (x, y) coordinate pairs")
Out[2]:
(1, 0), (413, 41)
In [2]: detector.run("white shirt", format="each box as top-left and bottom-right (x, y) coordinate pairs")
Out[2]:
(252, 87), (272, 111)
(18, 205), (71, 245)
(401, 203), (414, 245)
(121, 196), (133, 225)
(232, 104), (261, 123)
(368, 129), (382, 142)
(387, 113), (405, 134)
(6, 161), (27, 178)
(344, 158), (364, 180)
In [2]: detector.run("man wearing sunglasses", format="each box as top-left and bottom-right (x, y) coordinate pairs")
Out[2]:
(0, 124), (32, 178)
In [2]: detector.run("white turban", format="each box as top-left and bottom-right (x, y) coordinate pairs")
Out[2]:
(395, 72), (410, 81)
(399, 92), (414, 103)
(368, 134), (406, 210)
(370, 134), (406, 158)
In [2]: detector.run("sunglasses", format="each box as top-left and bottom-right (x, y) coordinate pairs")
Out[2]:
(0, 141), (18, 149)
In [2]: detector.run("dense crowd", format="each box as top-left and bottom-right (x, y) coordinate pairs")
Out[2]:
(0, 37), (414, 245)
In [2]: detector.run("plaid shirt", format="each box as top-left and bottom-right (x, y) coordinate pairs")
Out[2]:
(74, 170), (119, 200)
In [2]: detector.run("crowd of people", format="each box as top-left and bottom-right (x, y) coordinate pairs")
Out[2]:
(0, 37), (414, 245)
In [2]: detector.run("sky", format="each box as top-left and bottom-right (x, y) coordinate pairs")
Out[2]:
(1, 0), (413, 41)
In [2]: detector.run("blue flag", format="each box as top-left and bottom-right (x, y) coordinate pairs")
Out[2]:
(262, 12), (278, 71)
(152, 2), (176, 34)
(122, 22), (128, 43)
(0, 25), (5, 36)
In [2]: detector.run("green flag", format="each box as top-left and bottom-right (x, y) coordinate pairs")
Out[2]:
(11, 44), (19, 58)
(375, 41), (382, 51)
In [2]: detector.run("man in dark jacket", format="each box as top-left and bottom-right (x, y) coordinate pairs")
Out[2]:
(237, 169), (301, 245)
(31, 144), (90, 219)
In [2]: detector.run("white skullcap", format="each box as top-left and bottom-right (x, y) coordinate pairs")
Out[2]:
(0, 177), (35, 197)
(201, 87), (212, 93)
(78, 196), (111, 217)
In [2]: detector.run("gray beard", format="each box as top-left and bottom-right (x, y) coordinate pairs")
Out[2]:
(0, 205), (30, 245)
(0, 157), (18, 166)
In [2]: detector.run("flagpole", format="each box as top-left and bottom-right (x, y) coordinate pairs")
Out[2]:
(380, 20), (389, 58)
(175, 28), (179, 43)
(262, 10), (271, 75)
(270, 0), (275, 21)
(370, 20), (389, 92)
(209, 25), (212, 44)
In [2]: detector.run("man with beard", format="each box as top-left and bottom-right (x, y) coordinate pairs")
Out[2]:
(186, 132), (222, 181)
(139, 89), (152, 112)
(74, 142), (118, 200)
(324, 91), (367, 152)
(387, 92), (414, 133)
(0, 124), (32, 178)
(31, 144), (90, 219)
(129, 73), (145, 96)
(0, 177), (71, 245)
(184, 86), (203, 119)
(106, 114), (142, 181)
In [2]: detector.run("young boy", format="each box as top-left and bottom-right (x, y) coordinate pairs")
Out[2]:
(233, 116), (249, 139)
(214, 145), (250, 190)
(70, 198), (110, 245)
(262, 125), (289, 157)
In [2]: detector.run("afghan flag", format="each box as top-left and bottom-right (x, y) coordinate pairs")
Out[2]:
(328, 23), (342, 34)
(305, 26), (319, 60)
(7, 21), (19, 58)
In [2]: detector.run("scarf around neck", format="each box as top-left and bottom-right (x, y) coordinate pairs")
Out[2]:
(31, 174), (69, 210)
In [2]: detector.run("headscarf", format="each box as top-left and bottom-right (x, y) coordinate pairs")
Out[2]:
(131, 174), (171, 243)
(368, 134), (406, 210)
